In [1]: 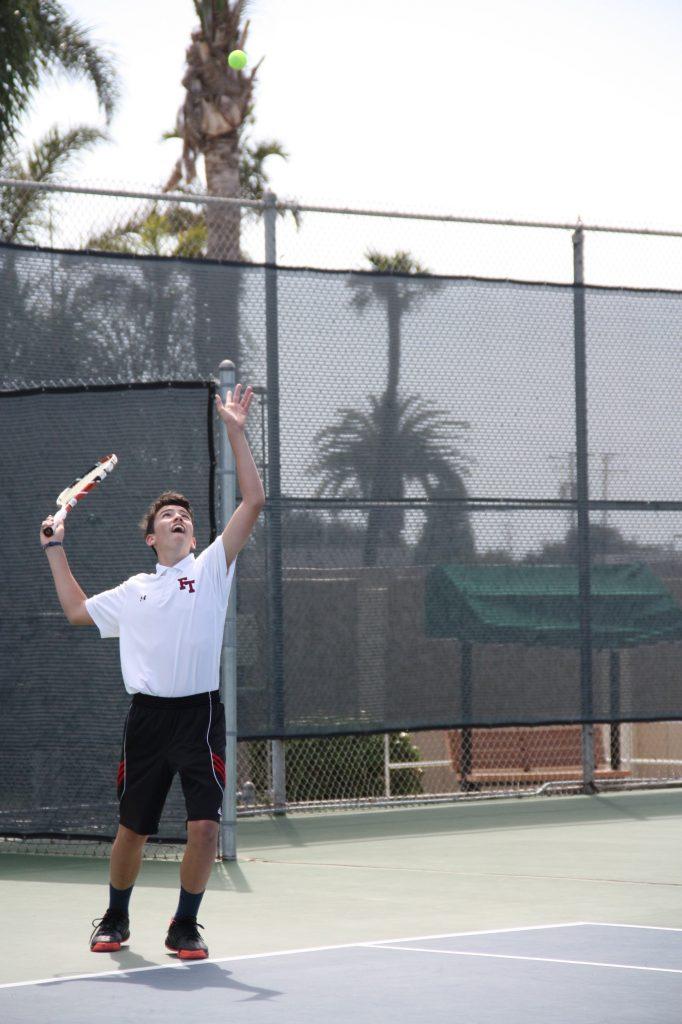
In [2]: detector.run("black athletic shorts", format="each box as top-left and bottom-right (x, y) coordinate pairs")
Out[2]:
(116, 690), (226, 836)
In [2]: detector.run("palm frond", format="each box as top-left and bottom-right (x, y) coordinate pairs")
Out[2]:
(39, 1), (119, 122)
(239, 137), (300, 224)
(0, 0), (119, 157)
(309, 393), (472, 503)
(25, 124), (107, 180)
(239, 138), (287, 196)
(348, 249), (444, 313)
(366, 249), (429, 275)
(1, 124), (106, 243)
(0, 3), (43, 149)
(87, 202), (207, 258)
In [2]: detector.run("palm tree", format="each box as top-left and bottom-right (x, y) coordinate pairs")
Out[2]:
(0, 1), (118, 246)
(88, 133), (293, 259)
(345, 251), (468, 564)
(310, 394), (472, 565)
(80, 141), (286, 383)
(167, 0), (263, 260)
(411, 468), (476, 564)
(0, 126), (106, 244)
(0, 4), (119, 386)
(87, 203), (207, 259)
(164, 1), (296, 376)
(0, 1), (117, 159)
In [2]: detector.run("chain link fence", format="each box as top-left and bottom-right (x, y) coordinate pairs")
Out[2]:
(235, 720), (682, 809)
(2, 178), (682, 860)
(5, 176), (682, 285)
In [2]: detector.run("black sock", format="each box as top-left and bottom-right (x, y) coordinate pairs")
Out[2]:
(109, 883), (133, 915)
(175, 886), (204, 921)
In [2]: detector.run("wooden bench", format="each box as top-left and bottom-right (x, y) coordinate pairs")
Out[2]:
(447, 725), (630, 785)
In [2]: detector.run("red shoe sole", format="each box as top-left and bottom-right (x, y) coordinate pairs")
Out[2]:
(166, 944), (208, 960)
(91, 941), (122, 952)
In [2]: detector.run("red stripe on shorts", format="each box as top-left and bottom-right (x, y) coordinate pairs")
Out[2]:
(211, 753), (226, 782)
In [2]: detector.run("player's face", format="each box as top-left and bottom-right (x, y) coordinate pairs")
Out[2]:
(148, 505), (196, 557)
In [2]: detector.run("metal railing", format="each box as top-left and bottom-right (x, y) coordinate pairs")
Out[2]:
(4, 176), (682, 286)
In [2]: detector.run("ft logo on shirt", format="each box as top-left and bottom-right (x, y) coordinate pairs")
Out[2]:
(178, 577), (196, 594)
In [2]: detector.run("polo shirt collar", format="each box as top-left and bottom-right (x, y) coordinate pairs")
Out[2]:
(155, 552), (196, 576)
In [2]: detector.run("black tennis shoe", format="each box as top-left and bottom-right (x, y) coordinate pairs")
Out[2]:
(165, 917), (208, 960)
(90, 908), (130, 952)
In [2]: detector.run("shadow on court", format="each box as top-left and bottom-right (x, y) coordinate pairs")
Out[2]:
(43, 960), (281, 1002)
(237, 790), (682, 853)
(0, 854), (253, 891)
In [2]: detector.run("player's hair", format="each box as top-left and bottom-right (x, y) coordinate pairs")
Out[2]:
(139, 492), (195, 554)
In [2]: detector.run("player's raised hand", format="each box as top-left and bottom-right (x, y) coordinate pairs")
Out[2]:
(215, 383), (254, 433)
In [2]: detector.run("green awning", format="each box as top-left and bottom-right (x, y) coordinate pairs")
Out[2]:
(425, 563), (682, 648)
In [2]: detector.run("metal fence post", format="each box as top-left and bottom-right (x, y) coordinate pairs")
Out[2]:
(573, 226), (595, 792)
(460, 642), (474, 790)
(218, 359), (238, 859)
(264, 191), (286, 813)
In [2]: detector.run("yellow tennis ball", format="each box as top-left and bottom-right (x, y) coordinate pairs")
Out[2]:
(228, 50), (247, 70)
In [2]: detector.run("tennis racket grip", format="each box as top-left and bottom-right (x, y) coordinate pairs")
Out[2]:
(43, 506), (68, 538)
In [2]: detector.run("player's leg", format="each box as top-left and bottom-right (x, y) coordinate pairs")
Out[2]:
(110, 823), (148, 889)
(90, 825), (148, 953)
(91, 702), (173, 953)
(181, 819), (220, 893)
(166, 693), (225, 960)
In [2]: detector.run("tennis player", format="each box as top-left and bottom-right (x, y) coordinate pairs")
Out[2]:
(40, 384), (265, 960)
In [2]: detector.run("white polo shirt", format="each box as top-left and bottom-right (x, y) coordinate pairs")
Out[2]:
(85, 536), (236, 697)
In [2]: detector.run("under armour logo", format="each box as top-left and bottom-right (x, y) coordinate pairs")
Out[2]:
(139, 595), (146, 602)
(178, 577), (196, 593)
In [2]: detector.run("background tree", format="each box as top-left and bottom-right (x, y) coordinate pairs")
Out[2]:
(523, 524), (652, 565)
(0, 126), (105, 244)
(0, 2), (119, 385)
(310, 393), (472, 566)
(162, 1), (298, 378)
(0, 1), (118, 244)
(343, 250), (472, 565)
(411, 467), (476, 565)
(168, 0), (263, 260)
(0, 1), (117, 159)
(88, 132), (292, 259)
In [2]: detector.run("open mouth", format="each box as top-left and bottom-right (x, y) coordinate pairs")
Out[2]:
(171, 525), (185, 534)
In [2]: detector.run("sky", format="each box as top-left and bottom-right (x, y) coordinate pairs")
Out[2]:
(19, 0), (682, 229)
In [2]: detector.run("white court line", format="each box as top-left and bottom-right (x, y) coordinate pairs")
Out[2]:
(361, 921), (587, 945)
(581, 922), (682, 934)
(0, 922), (586, 991)
(366, 944), (682, 976)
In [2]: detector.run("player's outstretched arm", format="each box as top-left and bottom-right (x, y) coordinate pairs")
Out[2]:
(214, 384), (266, 566)
(40, 516), (94, 626)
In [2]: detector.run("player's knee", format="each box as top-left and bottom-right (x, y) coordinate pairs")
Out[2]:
(116, 824), (148, 846)
(187, 819), (219, 845)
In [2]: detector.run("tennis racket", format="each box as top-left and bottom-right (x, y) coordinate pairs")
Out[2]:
(42, 454), (118, 537)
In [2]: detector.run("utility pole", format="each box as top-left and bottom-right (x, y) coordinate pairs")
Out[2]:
(598, 453), (626, 532)
(549, 451), (592, 535)
(550, 451), (626, 538)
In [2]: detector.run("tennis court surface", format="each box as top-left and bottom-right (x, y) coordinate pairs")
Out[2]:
(2, 790), (682, 1022)
(2, 923), (682, 1024)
